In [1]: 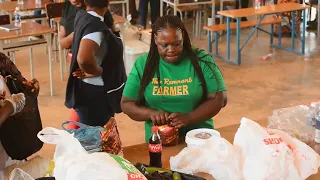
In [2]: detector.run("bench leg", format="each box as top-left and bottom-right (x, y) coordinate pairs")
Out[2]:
(291, 11), (295, 50)
(302, 9), (306, 54)
(215, 32), (219, 56)
(236, 17), (241, 65)
(208, 31), (212, 53)
(278, 23), (282, 46)
(226, 17), (231, 59)
(270, 24), (274, 45)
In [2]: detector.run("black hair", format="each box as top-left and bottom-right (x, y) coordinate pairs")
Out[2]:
(84, 0), (109, 8)
(136, 15), (220, 105)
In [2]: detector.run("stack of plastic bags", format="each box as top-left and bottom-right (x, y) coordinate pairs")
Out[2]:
(170, 117), (320, 180)
(36, 127), (147, 180)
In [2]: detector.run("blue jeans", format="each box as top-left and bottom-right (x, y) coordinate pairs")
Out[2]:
(139, 0), (160, 27)
(34, 10), (41, 24)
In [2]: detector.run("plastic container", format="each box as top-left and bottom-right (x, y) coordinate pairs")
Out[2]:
(255, 0), (261, 10)
(14, 7), (21, 27)
(124, 40), (149, 75)
(185, 128), (221, 148)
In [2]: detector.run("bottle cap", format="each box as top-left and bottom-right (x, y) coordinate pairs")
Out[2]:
(152, 126), (159, 132)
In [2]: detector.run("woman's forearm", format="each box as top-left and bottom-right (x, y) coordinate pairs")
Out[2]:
(0, 101), (14, 128)
(59, 33), (73, 49)
(78, 61), (102, 76)
(121, 100), (156, 121)
(186, 91), (226, 125)
(77, 39), (102, 76)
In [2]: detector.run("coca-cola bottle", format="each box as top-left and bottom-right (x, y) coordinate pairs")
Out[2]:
(149, 126), (162, 168)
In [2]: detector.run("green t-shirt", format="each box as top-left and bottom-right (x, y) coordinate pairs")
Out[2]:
(123, 48), (226, 142)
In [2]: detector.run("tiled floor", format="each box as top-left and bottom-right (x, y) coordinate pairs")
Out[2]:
(8, 23), (320, 159)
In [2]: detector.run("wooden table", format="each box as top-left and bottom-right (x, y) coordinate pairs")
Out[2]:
(123, 120), (320, 179)
(208, 3), (309, 65)
(109, 0), (129, 18)
(0, 21), (54, 95)
(0, 0), (53, 12)
(0, 0), (55, 21)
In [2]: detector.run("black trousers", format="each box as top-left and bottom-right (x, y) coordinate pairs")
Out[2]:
(235, 0), (249, 21)
(74, 81), (114, 127)
(139, 0), (160, 27)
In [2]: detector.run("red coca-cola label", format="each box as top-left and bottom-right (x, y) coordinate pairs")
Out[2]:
(149, 143), (162, 153)
(128, 173), (147, 180)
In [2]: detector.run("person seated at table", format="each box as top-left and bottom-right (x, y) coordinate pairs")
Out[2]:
(59, 0), (119, 50)
(307, 0), (318, 30)
(121, 15), (227, 142)
(273, 0), (302, 37)
(65, 0), (126, 126)
(235, 0), (248, 21)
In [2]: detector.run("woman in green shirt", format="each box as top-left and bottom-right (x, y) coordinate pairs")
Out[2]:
(121, 15), (227, 142)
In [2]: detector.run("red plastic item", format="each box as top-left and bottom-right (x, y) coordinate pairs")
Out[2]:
(65, 109), (80, 130)
(64, 52), (80, 130)
(68, 51), (72, 64)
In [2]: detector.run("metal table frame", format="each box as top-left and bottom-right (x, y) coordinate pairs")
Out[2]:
(110, 0), (129, 18)
(208, 9), (307, 65)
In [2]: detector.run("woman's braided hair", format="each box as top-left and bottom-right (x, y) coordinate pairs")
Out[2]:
(136, 15), (220, 105)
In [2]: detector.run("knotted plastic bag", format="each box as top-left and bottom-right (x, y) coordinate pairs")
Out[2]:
(234, 117), (320, 180)
(37, 127), (146, 180)
(170, 135), (243, 180)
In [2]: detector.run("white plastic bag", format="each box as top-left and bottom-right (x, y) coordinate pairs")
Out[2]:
(170, 135), (243, 180)
(268, 105), (315, 144)
(234, 117), (320, 180)
(8, 168), (34, 180)
(37, 127), (146, 180)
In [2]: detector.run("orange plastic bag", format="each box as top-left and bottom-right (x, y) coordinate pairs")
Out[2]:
(101, 117), (123, 155)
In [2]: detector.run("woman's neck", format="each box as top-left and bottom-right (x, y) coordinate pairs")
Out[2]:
(86, 7), (105, 16)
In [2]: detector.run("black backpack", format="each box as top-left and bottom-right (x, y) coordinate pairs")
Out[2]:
(0, 73), (43, 160)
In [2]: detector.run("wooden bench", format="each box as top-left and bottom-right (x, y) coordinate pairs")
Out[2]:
(203, 17), (283, 32)
(169, 5), (201, 12)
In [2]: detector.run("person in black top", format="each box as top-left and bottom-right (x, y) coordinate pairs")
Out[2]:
(65, 0), (126, 126)
(59, 0), (118, 49)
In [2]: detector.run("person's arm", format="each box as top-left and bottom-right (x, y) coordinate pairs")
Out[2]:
(170, 54), (227, 128)
(121, 97), (157, 121)
(76, 34), (103, 76)
(171, 91), (226, 126)
(0, 101), (14, 128)
(121, 56), (170, 125)
(59, 26), (74, 49)
(0, 93), (26, 128)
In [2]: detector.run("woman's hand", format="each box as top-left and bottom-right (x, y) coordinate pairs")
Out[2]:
(169, 112), (191, 129)
(5, 93), (25, 115)
(72, 68), (98, 79)
(0, 91), (6, 100)
(22, 79), (39, 96)
(149, 110), (170, 126)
